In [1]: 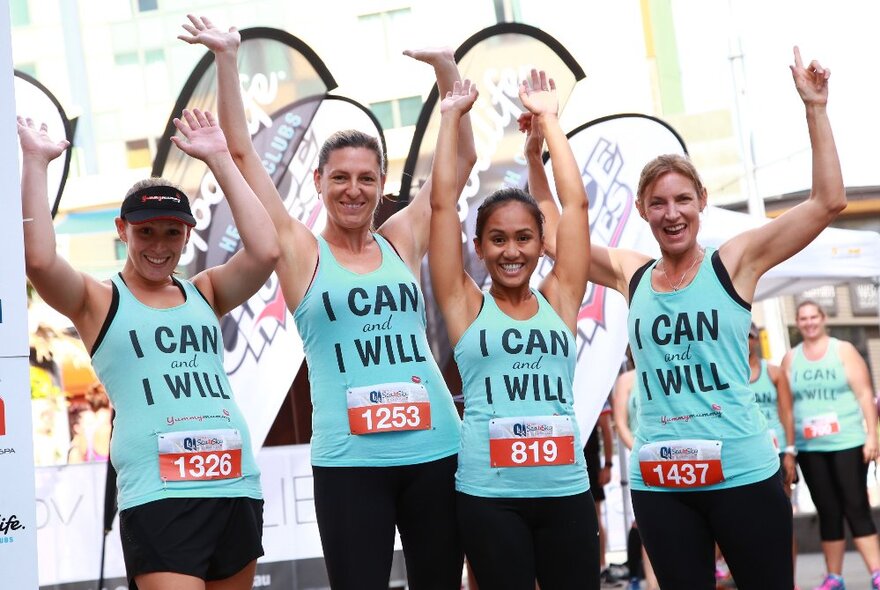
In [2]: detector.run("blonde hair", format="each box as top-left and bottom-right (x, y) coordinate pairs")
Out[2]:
(637, 154), (705, 206)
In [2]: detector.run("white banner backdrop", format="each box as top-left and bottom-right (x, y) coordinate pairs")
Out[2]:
(1, 4), (40, 588)
(0, 357), (39, 588)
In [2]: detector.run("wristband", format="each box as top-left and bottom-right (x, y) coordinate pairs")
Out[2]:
(603, 462), (612, 468)
(783, 445), (797, 456)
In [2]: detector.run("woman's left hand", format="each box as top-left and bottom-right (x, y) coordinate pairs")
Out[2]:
(518, 69), (558, 118)
(790, 45), (829, 107)
(863, 437), (878, 464)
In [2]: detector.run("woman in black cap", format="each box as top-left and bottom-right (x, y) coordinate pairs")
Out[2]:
(19, 109), (279, 590)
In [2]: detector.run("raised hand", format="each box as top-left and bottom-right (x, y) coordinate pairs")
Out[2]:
(403, 46), (455, 68)
(170, 108), (228, 162)
(17, 117), (70, 164)
(519, 69), (558, 118)
(518, 112), (545, 158)
(790, 45), (829, 107)
(440, 79), (478, 116)
(178, 14), (240, 54)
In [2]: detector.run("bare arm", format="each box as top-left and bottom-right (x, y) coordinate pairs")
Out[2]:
(381, 48), (477, 274)
(770, 363), (796, 485)
(519, 112), (559, 260)
(722, 47), (845, 301)
(518, 70), (589, 332)
(598, 411), (613, 485)
(839, 341), (879, 463)
(180, 15), (316, 309)
(612, 370), (636, 450)
(171, 109), (280, 316)
(428, 80), (482, 346)
(18, 118), (111, 345)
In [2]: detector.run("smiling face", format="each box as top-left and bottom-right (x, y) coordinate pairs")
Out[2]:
(116, 218), (190, 283)
(474, 201), (544, 290)
(314, 146), (384, 231)
(637, 171), (707, 257)
(795, 302), (827, 341)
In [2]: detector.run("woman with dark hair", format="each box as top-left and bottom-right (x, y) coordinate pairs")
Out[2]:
(577, 47), (843, 588)
(782, 300), (880, 590)
(428, 70), (597, 589)
(180, 15), (476, 589)
(20, 108), (279, 590)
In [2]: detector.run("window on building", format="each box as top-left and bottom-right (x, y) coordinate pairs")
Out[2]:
(16, 63), (37, 78)
(114, 238), (127, 261)
(370, 95), (423, 131)
(125, 139), (151, 169)
(358, 7), (414, 61)
(144, 48), (165, 64)
(114, 52), (139, 67)
(136, 0), (158, 11)
(10, 0), (30, 27)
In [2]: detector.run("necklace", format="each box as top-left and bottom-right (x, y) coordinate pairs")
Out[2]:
(659, 247), (704, 291)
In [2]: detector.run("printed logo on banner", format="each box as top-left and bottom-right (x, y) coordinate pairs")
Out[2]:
(575, 138), (633, 352)
(0, 512), (26, 546)
(534, 135), (635, 358)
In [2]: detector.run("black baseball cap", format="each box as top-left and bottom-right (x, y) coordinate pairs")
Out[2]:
(120, 185), (196, 227)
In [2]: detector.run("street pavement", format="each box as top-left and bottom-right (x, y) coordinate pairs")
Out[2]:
(601, 550), (874, 589)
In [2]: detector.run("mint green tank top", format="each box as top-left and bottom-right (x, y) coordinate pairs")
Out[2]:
(790, 338), (865, 452)
(293, 234), (460, 467)
(91, 275), (261, 510)
(627, 249), (779, 491)
(454, 290), (588, 498)
(751, 360), (785, 450)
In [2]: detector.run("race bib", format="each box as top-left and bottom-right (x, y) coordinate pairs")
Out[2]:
(803, 413), (840, 439)
(347, 381), (431, 435)
(158, 429), (242, 482)
(488, 416), (576, 468)
(639, 439), (724, 488)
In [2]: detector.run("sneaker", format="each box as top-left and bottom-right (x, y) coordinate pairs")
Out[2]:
(600, 568), (624, 588)
(627, 577), (641, 590)
(813, 573), (845, 590)
(871, 570), (880, 590)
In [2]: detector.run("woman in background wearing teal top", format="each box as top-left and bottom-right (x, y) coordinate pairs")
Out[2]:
(429, 70), (596, 589)
(583, 47), (844, 589)
(782, 300), (880, 590)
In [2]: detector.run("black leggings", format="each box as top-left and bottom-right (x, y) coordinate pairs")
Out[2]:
(632, 475), (792, 590)
(797, 445), (877, 541)
(626, 524), (644, 579)
(313, 454), (462, 590)
(457, 490), (599, 590)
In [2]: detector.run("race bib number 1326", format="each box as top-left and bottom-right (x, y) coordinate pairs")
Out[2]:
(158, 429), (243, 482)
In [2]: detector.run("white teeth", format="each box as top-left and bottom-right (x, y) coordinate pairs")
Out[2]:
(665, 224), (685, 233)
(501, 263), (523, 272)
(146, 256), (167, 264)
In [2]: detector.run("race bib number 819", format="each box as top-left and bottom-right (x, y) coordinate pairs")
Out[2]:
(489, 416), (576, 468)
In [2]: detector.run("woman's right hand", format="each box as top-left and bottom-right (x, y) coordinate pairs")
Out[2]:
(178, 14), (240, 54)
(17, 117), (69, 164)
